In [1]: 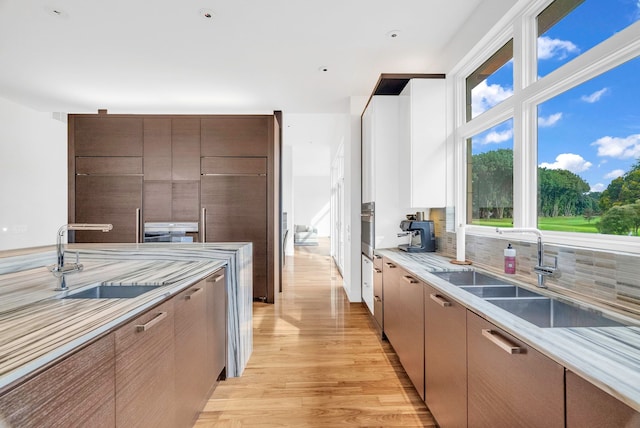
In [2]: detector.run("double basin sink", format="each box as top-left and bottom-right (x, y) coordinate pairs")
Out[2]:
(432, 271), (626, 328)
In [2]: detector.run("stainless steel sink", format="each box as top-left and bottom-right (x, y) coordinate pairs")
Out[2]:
(432, 271), (512, 286)
(459, 285), (542, 299)
(485, 296), (625, 328)
(63, 285), (160, 299)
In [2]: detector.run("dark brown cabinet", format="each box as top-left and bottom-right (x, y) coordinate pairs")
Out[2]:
(466, 311), (564, 428)
(174, 282), (208, 428)
(201, 157), (268, 300)
(566, 370), (640, 428)
(0, 334), (115, 428)
(424, 284), (467, 428)
(382, 258), (424, 399)
(201, 116), (270, 156)
(115, 300), (176, 428)
(74, 116), (143, 157)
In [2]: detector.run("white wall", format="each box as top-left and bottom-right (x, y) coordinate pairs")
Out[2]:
(0, 96), (67, 251)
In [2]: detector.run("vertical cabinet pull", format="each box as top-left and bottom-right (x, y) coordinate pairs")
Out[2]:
(185, 288), (203, 300)
(482, 329), (523, 354)
(135, 311), (167, 332)
(402, 275), (418, 284)
(135, 208), (141, 243)
(430, 293), (452, 307)
(201, 207), (206, 243)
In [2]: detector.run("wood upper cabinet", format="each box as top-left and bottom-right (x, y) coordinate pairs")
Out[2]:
(382, 258), (424, 399)
(143, 118), (172, 181)
(0, 334), (115, 428)
(74, 116), (143, 156)
(566, 370), (640, 428)
(201, 116), (270, 156)
(115, 300), (175, 428)
(466, 311), (564, 428)
(174, 282), (208, 428)
(171, 118), (200, 181)
(206, 269), (227, 387)
(424, 284), (467, 428)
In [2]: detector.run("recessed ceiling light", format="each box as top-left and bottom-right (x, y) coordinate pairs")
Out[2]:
(318, 66), (329, 72)
(386, 30), (401, 39)
(199, 8), (215, 19)
(44, 5), (68, 19)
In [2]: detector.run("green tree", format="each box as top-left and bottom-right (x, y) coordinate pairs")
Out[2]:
(596, 205), (634, 235)
(538, 168), (590, 217)
(600, 161), (640, 211)
(471, 149), (513, 219)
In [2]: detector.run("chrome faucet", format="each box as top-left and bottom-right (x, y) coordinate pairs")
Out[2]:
(495, 227), (559, 288)
(49, 223), (112, 290)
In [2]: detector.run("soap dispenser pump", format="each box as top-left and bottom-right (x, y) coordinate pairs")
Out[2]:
(504, 243), (516, 274)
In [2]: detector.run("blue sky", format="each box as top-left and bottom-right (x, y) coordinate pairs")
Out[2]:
(471, 0), (640, 193)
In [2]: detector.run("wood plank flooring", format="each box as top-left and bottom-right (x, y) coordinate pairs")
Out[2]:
(194, 239), (435, 427)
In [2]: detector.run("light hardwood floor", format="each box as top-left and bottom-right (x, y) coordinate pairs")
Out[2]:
(194, 238), (435, 427)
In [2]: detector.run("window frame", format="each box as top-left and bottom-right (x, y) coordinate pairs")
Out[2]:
(451, 0), (640, 253)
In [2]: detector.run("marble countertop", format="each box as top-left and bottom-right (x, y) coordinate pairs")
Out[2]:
(0, 242), (252, 393)
(376, 248), (640, 413)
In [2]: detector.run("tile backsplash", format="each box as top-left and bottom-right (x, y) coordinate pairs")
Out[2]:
(434, 219), (640, 313)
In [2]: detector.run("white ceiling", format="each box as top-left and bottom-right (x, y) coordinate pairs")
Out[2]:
(0, 0), (515, 115)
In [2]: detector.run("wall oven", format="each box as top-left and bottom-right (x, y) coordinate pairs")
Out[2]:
(143, 222), (199, 243)
(361, 202), (375, 259)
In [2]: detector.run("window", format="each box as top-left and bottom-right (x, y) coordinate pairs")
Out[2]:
(537, 56), (640, 235)
(466, 40), (513, 121)
(537, 0), (640, 78)
(468, 119), (514, 227)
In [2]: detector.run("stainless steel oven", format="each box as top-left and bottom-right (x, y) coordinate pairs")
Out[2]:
(143, 222), (199, 243)
(361, 202), (375, 259)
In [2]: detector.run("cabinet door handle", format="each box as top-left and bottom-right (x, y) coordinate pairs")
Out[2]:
(385, 262), (396, 268)
(402, 275), (418, 284)
(374, 268), (382, 274)
(374, 255), (382, 260)
(135, 208), (141, 244)
(186, 288), (203, 300)
(481, 329), (523, 354)
(201, 207), (207, 243)
(208, 274), (224, 283)
(430, 293), (452, 307)
(136, 311), (167, 332)
(374, 295), (382, 302)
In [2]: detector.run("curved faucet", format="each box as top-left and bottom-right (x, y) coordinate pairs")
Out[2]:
(49, 223), (112, 290)
(495, 227), (559, 288)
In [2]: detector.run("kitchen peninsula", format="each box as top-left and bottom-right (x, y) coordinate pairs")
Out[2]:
(0, 242), (252, 427)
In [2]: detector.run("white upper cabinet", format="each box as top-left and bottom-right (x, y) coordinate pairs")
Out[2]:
(398, 78), (446, 209)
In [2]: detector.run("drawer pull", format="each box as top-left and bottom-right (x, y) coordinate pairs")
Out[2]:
(385, 262), (396, 268)
(374, 268), (382, 274)
(374, 255), (382, 260)
(209, 274), (224, 283)
(136, 311), (168, 332)
(374, 295), (382, 302)
(402, 275), (418, 284)
(186, 288), (203, 300)
(430, 293), (452, 307)
(482, 329), (523, 354)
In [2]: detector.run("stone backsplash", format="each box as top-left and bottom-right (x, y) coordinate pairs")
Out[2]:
(431, 210), (640, 313)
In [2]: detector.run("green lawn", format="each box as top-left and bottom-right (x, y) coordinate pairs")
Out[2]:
(472, 216), (601, 233)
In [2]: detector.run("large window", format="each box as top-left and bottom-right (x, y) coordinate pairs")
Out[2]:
(538, 56), (640, 235)
(457, 0), (640, 251)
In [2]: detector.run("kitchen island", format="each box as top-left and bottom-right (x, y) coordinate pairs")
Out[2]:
(0, 242), (253, 394)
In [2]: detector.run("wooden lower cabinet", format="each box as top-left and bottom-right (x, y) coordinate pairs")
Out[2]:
(372, 255), (383, 332)
(382, 258), (424, 399)
(115, 300), (176, 428)
(566, 370), (640, 427)
(466, 311), (564, 428)
(0, 334), (115, 428)
(174, 282), (208, 428)
(424, 284), (467, 428)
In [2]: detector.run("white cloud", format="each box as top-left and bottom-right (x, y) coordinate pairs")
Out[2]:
(581, 88), (608, 103)
(482, 129), (513, 145)
(471, 80), (513, 117)
(592, 134), (640, 159)
(604, 169), (625, 179)
(538, 36), (579, 60)
(539, 153), (592, 173)
(590, 183), (606, 192)
(538, 112), (562, 127)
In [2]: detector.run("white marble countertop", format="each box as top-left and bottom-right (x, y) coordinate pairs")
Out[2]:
(0, 242), (253, 393)
(376, 248), (640, 413)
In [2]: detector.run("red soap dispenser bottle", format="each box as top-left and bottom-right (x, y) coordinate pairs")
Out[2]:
(504, 243), (516, 274)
